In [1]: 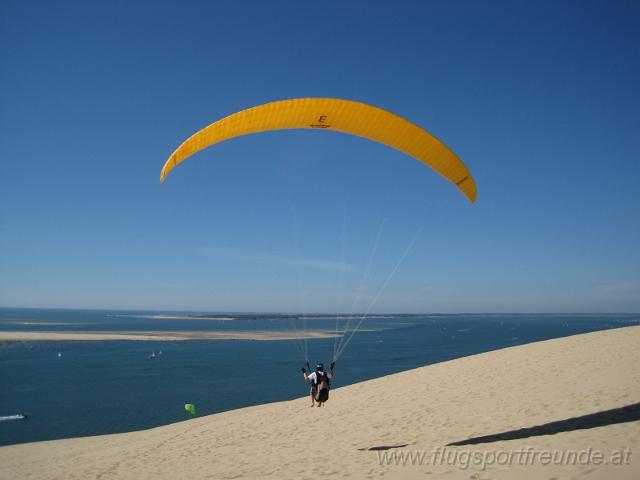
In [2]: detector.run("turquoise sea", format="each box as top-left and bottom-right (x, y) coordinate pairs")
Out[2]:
(0, 308), (638, 446)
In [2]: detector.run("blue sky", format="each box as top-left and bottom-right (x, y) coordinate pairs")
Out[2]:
(1, 0), (638, 312)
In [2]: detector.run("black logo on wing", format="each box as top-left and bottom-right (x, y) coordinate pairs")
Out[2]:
(310, 115), (331, 129)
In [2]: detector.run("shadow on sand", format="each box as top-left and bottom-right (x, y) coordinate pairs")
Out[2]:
(358, 444), (409, 451)
(448, 402), (640, 446)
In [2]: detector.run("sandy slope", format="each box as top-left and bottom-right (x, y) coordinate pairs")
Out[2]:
(1, 326), (638, 480)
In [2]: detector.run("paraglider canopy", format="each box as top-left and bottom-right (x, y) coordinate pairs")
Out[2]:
(160, 97), (477, 203)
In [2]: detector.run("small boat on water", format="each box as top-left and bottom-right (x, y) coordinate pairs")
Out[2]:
(0, 413), (29, 422)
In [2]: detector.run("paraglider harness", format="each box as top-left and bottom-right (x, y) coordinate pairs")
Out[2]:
(313, 371), (330, 403)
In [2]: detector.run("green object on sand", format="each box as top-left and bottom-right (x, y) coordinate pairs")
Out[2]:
(184, 403), (196, 415)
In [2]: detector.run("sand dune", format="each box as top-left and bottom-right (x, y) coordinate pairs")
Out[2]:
(1, 326), (638, 479)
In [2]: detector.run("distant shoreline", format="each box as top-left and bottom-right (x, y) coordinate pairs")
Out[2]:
(0, 330), (337, 343)
(3, 306), (639, 315)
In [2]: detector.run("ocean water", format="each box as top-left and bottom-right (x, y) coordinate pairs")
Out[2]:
(0, 308), (638, 446)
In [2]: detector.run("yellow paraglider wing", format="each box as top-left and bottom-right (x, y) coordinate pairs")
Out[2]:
(160, 98), (477, 202)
